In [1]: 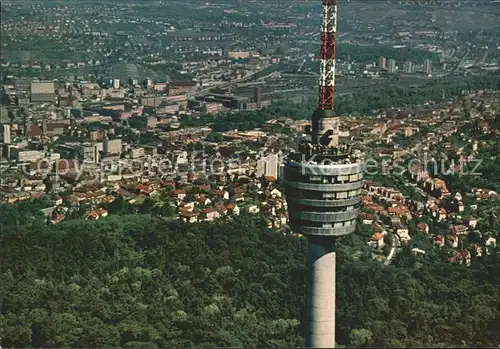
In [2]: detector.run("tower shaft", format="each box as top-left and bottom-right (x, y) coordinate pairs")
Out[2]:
(306, 237), (336, 348)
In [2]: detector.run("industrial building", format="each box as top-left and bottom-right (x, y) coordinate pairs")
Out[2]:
(195, 93), (249, 110)
(11, 148), (44, 163)
(30, 80), (55, 103)
(55, 143), (99, 164)
(130, 147), (145, 159)
(103, 139), (123, 155)
(283, 0), (363, 347)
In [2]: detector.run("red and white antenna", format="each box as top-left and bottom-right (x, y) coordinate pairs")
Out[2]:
(319, 0), (337, 111)
(312, 0), (339, 147)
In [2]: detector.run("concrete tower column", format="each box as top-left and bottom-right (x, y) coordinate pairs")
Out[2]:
(305, 237), (336, 348)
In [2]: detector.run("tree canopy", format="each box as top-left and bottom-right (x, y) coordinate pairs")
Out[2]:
(1, 211), (499, 348)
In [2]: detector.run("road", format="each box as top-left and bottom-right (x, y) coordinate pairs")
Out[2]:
(384, 233), (400, 266)
(298, 58), (307, 72)
(455, 48), (470, 72)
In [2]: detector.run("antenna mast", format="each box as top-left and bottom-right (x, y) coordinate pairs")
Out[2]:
(312, 0), (339, 147)
(319, 0), (337, 111)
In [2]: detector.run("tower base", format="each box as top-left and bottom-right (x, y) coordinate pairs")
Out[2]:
(305, 237), (336, 348)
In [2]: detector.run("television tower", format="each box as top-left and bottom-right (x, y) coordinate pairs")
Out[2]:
(283, 0), (364, 348)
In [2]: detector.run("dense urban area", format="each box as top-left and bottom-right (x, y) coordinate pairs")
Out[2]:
(0, 0), (499, 348)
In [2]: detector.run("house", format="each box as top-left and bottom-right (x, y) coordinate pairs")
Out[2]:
(362, 213), (374, 225)
(51, 195), (63, 206)
(97, 208), (109, 218)
(230, 188), (245, 202)
(197, 195), (212, 206)
(433, 234), (445, 247)
(449, 250), (471, 266)
(87, 208), (109, 220)
(172, 189), (187, 201)
(361, 195), (373, 203)
(370, 232), (386, 248)
(485, 236), (497, 247)
(439, 208), (447, 221)
(457, 201), (465, 212)
(391, 217), (402, 226)
(179, 210), (198, 223)
(227, 203), (240, 216)
(452, 224), (468, 236)
(162, 180), (175, 190)
(216, 204), (228, 215)
(133, 183), (157, 196)
(467, 216), (478, 228)
(234, 192), (245, 202)
(470, 244), (483, 258)
(200, 207), (220, 222)
(388, 205), (410, 218)
(51, 213), (65, 225)
(416, 222), (429, 234)
(395, 225), (411, 243)
(211, 189), (230, 200)
(269, 188), (282, 198)
(266, 196), (285, 213)
(447, 234), (459, 248)
(426, 178), (450, 198)
(371, 222), (386, 234)
(49, 206), (68, 224)
(179, 202), (195, 211)
(271, 214), (288, 228)
(279, 214), (287, 226)
(195, 183), (211, 192)
(248, 205), (260, 214)
(364, 202), (386, 215)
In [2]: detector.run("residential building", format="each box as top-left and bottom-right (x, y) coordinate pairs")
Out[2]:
(424, 59), (432, 74)
(256, 153), (280, 179)
(79, 143), (99, 164)
(387, 59), (397, 73)
(404, 61), (413, 73)
(379, 57), (387, 70)
(1, 124), (11, 144)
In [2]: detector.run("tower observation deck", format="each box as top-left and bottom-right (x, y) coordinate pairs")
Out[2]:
(282, 0), (364, 347)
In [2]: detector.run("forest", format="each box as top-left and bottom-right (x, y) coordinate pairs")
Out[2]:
(1, 211), (500, 348)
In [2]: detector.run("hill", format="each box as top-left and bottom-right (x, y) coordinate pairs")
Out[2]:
(1, 213), (499, 347)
